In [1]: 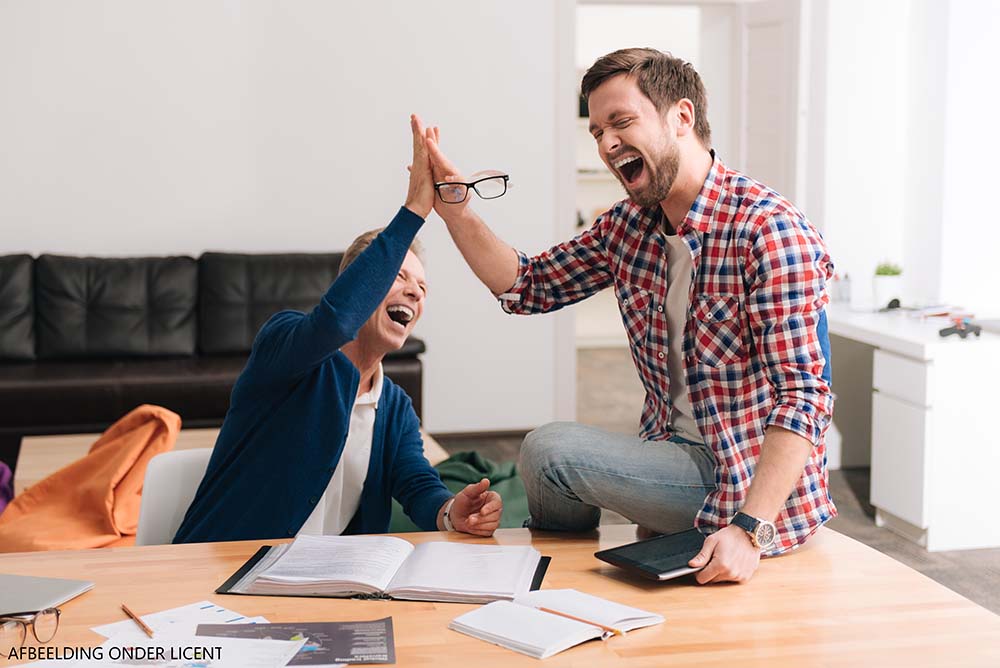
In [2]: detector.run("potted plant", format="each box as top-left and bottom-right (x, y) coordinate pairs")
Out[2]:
(873, 262), (903, 309)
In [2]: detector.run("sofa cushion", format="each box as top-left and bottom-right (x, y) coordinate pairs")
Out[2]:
(198, 252), (344, 354)
(0, 353), (423, 432)
(0, 255), (35, 360)
(35, 255), (198, 358)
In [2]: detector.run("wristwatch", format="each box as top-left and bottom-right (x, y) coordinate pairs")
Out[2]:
(731, 511), (777, 550)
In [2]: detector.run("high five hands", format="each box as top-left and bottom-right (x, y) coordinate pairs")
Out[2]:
(405, 114), (436, 219)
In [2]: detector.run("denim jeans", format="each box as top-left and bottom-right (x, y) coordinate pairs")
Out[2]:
(518, 422), (718, 534)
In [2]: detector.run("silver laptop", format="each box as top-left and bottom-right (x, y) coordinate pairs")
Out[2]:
(0, 573), (94, 615)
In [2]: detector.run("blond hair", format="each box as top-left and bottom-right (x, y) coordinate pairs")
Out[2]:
(339, 228), (425, 274)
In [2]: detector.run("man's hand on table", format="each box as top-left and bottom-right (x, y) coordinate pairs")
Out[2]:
(689, 524), (762, 584)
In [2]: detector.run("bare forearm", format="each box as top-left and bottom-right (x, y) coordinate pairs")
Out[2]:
(439, 207), (520, 295)
(740, 427), (813, 521)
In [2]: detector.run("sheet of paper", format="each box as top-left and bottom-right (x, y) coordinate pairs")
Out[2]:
(72, 634), (304, 668)
(256, 535), (413, 592)
(198, 618), (395, 665)
(91, 600), (268, 639)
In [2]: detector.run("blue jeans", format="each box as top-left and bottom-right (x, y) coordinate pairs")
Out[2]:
(518, 422), (718, 533)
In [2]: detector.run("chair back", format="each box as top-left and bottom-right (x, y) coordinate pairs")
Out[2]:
(135, 449), (212, 546)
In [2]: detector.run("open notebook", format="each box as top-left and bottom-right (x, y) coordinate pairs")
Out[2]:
(217, 535), (549, 604)
(449, 589), (664, 659)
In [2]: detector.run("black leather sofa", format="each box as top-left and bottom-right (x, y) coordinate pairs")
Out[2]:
(0, 252), (425, 474)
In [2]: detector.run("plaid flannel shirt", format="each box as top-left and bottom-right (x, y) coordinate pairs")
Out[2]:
(500, 156), (836, 554)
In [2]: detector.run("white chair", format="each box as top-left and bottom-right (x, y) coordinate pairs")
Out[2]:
(135, 448), (213, 546)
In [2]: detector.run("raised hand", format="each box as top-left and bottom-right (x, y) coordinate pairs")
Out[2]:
(404, 114), (435, 219)
(424, 125), (471, 219)
(447, 478), (503, 537)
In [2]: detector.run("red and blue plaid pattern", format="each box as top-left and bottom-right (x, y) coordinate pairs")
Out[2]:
(500, 156), (836, 554)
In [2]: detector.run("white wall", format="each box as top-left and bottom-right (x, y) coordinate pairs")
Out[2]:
(818, 0), (1000, 317)
(0, 0), (578, 433)
(938, 0), (1000, 316)
(819, 0), (911, 310)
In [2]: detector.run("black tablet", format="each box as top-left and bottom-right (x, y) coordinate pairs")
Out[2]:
(594, 528), (706, 581)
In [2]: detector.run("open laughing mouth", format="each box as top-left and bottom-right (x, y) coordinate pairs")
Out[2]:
(387, 304), (414, 329)
(613, 155), (645, 187)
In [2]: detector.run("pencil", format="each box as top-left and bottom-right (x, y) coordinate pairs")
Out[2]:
(538, 607), (625, 637)
(120, 603), (154, 639)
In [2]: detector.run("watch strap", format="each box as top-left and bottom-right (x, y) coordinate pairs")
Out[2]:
(442, 497), (457, 532)
(732, 511), (760, 533)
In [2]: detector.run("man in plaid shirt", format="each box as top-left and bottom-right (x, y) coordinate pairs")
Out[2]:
(423, 48), (835, 584)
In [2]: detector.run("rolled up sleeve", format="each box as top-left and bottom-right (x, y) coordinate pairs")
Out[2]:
(498, 219), (614, 315)
(745, 212), (835, 446)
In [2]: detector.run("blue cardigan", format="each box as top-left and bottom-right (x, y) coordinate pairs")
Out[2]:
(174, 207), (452, 543)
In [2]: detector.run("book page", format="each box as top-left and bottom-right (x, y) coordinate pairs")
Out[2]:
(514, 589), (664, 632)
(256, 535), (414, 592)
(385, 542), (539, 600)
(449, 600), (599, 659)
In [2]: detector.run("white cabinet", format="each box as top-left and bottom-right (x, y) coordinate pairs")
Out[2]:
(829, 306), (1000, 551)
(871, 390), (930, 529)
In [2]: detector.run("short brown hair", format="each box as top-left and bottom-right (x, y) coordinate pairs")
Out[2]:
(339, 228), (425, 275)
(581, 48), (711, 146)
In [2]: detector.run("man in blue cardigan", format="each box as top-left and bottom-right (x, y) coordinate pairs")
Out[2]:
(174, 116), (502, 543)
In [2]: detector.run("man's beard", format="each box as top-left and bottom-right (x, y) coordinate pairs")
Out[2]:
(626, 141), (680, 208)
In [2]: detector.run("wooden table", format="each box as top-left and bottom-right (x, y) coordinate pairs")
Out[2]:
(1, 526), (998, 667)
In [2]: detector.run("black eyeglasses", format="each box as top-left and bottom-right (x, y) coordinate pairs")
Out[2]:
(435, 174), (510, 204)
(0, 608), (61, 649)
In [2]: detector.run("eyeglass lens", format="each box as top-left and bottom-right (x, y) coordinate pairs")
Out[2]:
(438, 183), (468, 203)
(472, 176), (507, 199)
(32, 609), (60, 643)
(1, 619), (26, 649)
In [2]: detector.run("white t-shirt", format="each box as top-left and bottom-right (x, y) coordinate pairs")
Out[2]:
(297, 364), (383, 536)
(664, 232), (703, 444)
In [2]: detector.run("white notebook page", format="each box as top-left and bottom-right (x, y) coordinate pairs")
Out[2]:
(386, 542), (539, 597)
(514, 589), (664, 631)
(256, 534), (414, 592)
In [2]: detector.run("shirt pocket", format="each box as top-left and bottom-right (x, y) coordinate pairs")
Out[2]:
(616, 283), (651, 348)
(693, 294), (747, 367)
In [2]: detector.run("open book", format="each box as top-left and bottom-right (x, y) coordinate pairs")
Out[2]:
(217, 535), (548, 604)
(449, 589), (664, 659)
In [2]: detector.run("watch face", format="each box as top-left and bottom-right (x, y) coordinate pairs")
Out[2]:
(756, 522), (776, 548)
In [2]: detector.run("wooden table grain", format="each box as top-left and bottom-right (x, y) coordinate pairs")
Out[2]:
(1, 526), (998, 667)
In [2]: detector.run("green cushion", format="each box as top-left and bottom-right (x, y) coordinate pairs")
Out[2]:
(389, 451), (529, 533)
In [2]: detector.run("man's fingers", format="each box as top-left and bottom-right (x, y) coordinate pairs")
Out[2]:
(695, 557), (722, 584)
(425, 133), (460, 174)
(689, 535), (716, 567)
(462, 478), (491, 498)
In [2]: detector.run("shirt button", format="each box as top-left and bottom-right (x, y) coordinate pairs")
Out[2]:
(657, 352), (665, 359)
(657, 305), (664, 312)
(287, 529), (294, 536)
(328, 467), (336, 474)
(309, 496), (318, 505)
